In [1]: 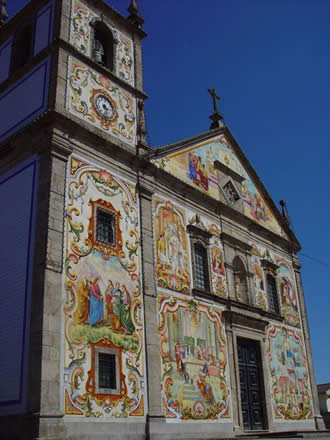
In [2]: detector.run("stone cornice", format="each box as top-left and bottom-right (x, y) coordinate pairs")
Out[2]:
(260, 258), (279, 273)
(220, 232), (252, 253)
(187, 224), (213, 241)
(214, 160), (245, 183)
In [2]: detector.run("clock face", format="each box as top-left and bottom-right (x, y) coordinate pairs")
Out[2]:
(93, 93), (116, 121)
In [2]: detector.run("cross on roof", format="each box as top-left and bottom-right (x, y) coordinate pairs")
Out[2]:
(207, 88), (224, 130)
(208, 88), (220, 114)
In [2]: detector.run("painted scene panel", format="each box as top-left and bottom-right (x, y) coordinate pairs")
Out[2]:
(266, 324), (313, 421)
(153, 197), (191, 295)
(64, 156), (145, 418)
(159, 294), (231, 420)
(276, 259), (300, 328)
(152, 135), (285, 237)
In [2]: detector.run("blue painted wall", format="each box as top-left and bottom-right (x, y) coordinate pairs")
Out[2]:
(0, 156), (39, 415)
(0, 56), (50, 143)
(0, 0), (54, 85)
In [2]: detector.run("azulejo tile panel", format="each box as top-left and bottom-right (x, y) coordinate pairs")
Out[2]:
(250, 242), (301, 328)
(158, 293), (231, 420)
(63, 156), (145, 418)
(66, 57), (136, 145)
(152, 135), (286, 237)
(69, 0), (135, 86)
(266, 324), (313, 421)
(153, 197), (191, 295)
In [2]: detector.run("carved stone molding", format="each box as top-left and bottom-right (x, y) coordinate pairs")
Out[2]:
(220, 232), (252, 253)
(214, 160), (245, 184)
(223, 310), (269, 332)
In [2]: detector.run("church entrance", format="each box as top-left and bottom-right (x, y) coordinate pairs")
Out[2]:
(238, 338), (266, 430)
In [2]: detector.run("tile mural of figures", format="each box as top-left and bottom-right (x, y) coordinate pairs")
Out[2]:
(276, 259), (300, 328)
(267, 324), (313, 421)
(158, 294), (231, 420)
(152, 135), (285, 237)
(63, 156), (145, 418)
(153, 197), (191, 295)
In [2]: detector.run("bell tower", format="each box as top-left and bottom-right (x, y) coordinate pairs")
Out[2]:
(0, 0), (148, 439)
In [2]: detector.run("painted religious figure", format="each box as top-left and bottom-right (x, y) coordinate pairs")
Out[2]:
(154, 198), (190, 294)
(277, 260), (300, 328)
(267, 325), (313, 420)
(63, 157), (144, 418)
(159, 294), (231, 420)
(152, 135), (285, 237)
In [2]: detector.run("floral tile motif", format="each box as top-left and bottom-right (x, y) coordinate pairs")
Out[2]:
(69, 0), (135, 86)
(64, 157), (145, 418)
(66, 57), (136, 145)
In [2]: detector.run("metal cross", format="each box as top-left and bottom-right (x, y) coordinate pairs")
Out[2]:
(208, 88), (220, 114)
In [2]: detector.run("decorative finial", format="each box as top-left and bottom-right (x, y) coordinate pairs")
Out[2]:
(0, 0), (8, 28)
(208, 88), (224, 130)
(279, 200), (291, 225)
(127, 0), (144, 27)
(137, 100), (148, 150)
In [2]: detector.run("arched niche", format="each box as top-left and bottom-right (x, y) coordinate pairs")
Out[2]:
(232, 256), (249, 304)
(90, 18), (116, 71)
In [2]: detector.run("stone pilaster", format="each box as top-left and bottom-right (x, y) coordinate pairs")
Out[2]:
(138, 184), (164, 434)
(38, 139), (72, 439)
(292, 255), (325, 430)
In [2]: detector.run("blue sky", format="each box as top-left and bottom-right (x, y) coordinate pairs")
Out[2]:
(7, 0), (330, 383)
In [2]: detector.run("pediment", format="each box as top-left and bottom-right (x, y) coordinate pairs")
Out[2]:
(151, 130), (292, 241)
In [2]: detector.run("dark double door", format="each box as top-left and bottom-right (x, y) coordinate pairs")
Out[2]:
(238, 338), (266, 431)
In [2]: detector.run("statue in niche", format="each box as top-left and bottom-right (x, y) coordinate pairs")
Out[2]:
(234, 275), (241, 301)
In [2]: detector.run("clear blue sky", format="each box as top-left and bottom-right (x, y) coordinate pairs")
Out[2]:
(7, 0), (330, 383)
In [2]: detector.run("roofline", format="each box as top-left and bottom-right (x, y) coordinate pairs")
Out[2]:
(143, 124), (301, 249)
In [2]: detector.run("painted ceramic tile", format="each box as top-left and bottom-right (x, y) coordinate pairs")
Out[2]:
(276, 259), (300, 328)
(64, 156), (145, 418)
(153, 197), (191, 295)
(67, 57), (136, 144)
(159, 293), (231, 420)
(152, 135), (286, 237)
(266, 324), (313, 420)
(210, 237), (227, 298)
(251, 243), (268, 310)
(116, 33), (135, 86)
(70, 0), (96, 56)
(70, 0), (135, 86)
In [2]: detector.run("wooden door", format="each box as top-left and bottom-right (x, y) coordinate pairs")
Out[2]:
(238, 338), (266, 430)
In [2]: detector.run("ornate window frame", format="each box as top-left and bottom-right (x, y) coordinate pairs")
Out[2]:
(188, 224), (213, 297)
(261, 259), (280, 315)
(94, 346), (120, 395)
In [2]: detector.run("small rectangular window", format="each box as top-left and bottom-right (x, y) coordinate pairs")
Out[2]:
(96, 207), (115, 246)
(194, 244), (209, 291)
(99, 353), (116, 390)
(267, 275), (280, 314)
(95, 347), (120, 394)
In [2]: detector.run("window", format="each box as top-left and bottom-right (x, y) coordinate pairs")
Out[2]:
(96, 207), (116, 246)
(194, 243), (210, 291)
(95, 347), (120, 394)
(266, 274), (280, 314)
(11, 23), (34, 73)
(92, 20), (114, 71)
(223, 180), (240, 204)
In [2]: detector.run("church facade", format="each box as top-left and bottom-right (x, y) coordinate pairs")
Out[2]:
(0, 0), (326, 439)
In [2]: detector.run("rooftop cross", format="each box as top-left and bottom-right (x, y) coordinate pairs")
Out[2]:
(208, 88), (224, 130)
(208, 88), (220, 114)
